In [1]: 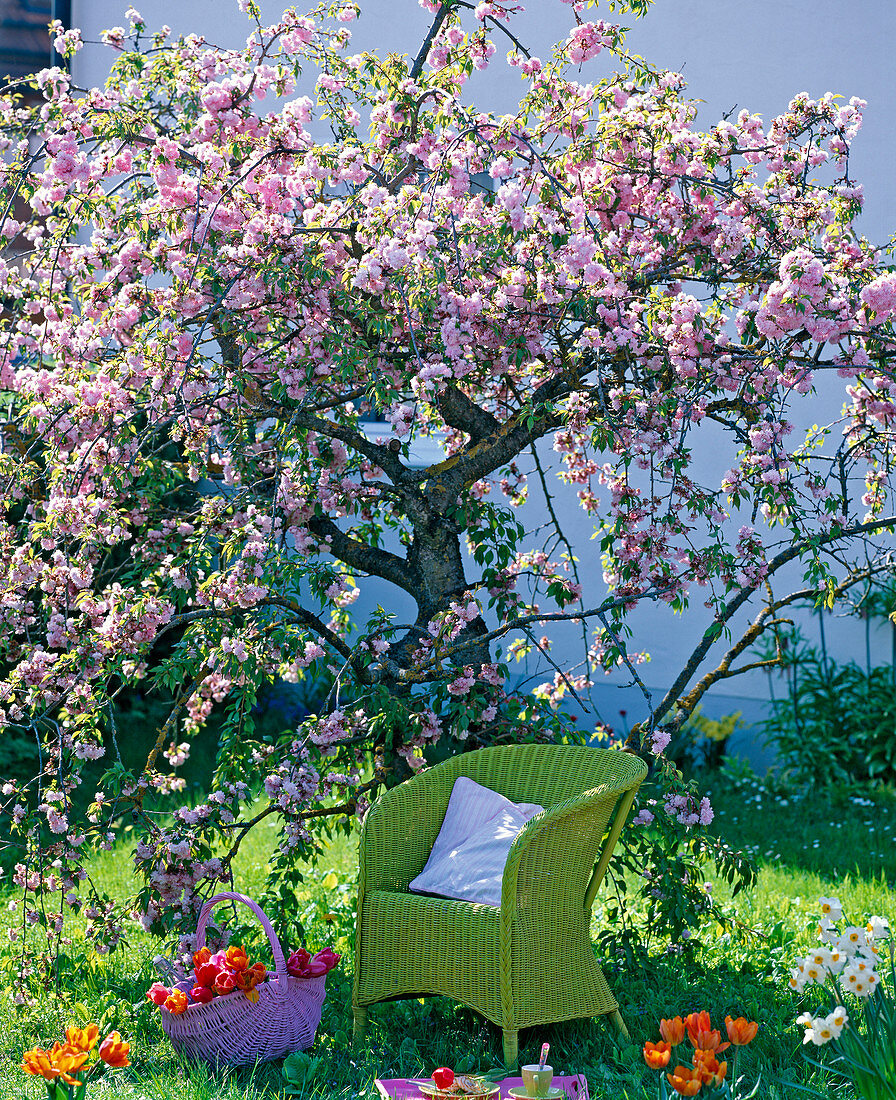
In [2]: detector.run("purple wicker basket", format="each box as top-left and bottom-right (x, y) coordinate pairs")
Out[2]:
(160, 890), (328, 1067)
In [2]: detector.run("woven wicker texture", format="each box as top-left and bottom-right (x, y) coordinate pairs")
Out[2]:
(352, 744), (647, 1066)
(161, 891), (327, 1067)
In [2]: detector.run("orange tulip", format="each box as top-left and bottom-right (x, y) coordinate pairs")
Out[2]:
(225, 945), (249, 972)
(21, 1047), (63, 1081)
(65, 1024), (100, 1053)
(660, 1016), (687, 1046)
(666, 1065), (702, 1096)
(163, 989), (189, 1015)
(685, 1011), (729, 1053)
(725, 1015), (758, 1046)
(50, 1042), (89, 1084)
(643, 1040), (672, 1069)
(98, 1032), (130, 1069)
(693, 1049), (727, 1086)
(234, 961), (267, 992)
(193, 946), (212, 967)
(21, 1043), (89, 1086)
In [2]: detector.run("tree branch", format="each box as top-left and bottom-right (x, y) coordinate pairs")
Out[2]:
(306, 515), (419, 596)
(258, 597), (357, 663)
(410, 3), (453, 80)
(640, 519), (896, 736)
(434, 385), (502, 442)
(291, 407), (416, 487)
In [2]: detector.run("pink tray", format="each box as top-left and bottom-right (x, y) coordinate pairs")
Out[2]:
(375, 1076), (589, 1099)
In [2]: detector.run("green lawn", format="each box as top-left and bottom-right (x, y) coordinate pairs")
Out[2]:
(1, 771), (893, 1100)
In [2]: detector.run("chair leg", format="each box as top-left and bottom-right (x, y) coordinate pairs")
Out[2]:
(502, 1028), (519, 1069)
(353, 1005), (368, 1044)
(610, 1009), (630, 1040)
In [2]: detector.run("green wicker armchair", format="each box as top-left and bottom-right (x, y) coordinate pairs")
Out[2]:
(352, 743), (647, 1066)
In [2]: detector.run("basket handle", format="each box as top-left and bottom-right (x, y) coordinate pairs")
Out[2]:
(194, 891), (289, 998)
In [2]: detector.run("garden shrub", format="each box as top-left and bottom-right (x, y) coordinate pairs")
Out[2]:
(763, 653), (896, 788)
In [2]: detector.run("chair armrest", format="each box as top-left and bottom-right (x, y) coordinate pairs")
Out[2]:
(499, 776), (642, 917)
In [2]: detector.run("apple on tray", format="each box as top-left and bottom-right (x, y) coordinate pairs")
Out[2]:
(432, 1067), (455, 1091)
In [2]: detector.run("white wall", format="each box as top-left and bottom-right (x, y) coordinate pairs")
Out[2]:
(71, 1), (896, 744)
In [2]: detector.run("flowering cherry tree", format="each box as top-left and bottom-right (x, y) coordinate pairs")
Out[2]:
(1, 0), (895, 989)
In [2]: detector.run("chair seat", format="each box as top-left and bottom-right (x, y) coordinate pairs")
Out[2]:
(355, 887), (618, 1030)
(355, 889), (504, 1022)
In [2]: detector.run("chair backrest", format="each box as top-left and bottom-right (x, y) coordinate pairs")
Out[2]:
(444, 743), (643, 808)
(360, 743), (646, 894)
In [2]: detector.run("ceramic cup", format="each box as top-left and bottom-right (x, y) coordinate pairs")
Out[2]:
(521, 1064), (553, 1098)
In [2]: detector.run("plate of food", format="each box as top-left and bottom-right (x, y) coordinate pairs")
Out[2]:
(413, 1068), (500, 1100)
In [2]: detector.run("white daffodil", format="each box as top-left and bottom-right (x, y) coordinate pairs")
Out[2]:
(799, 1013), (834, 1046)
(818, 917), (840, 944)
(824, 1006), (848, 1038)
(858, 943), (882, 965)
(819, 896), (844, 922)
(796, 1011), (816, 1044)
(811, 1021), (835, 1044)
(808, 948), (831, 968)
(867, 915), (890, 941)
(788, 965), (808, 992)
(840, 968), (859, 997)
(804, 962), (823, 984)
(826, 947), (847, 975)
(842, 961), (878, 998)
(839, 927), (869, 954)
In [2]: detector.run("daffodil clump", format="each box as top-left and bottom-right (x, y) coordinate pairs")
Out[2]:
(789, 898), (895, 1100)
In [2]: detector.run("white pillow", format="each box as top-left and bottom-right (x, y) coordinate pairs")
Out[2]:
(408, 776), (543, 907)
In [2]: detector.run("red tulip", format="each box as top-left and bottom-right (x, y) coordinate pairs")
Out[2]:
(146, 982), (170, 1006)
(194, 962), (219, 988)
(98, 1032), (130, 1069)
(312, 947), (341, 972)
(213, 971), (236, 996)
(287, 948), (310, 977)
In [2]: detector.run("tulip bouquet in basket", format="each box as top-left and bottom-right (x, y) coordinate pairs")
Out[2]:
(20, 1024), (130, 1100)
(643, 1011), (760, 1098)
(788, 897), (895, 1100)
(147, 941), (340, 1014)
